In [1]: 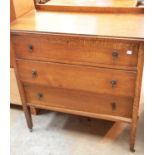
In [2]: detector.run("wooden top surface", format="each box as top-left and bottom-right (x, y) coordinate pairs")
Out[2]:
(45, 0), (137, 7)
(11, 10), (144, 39)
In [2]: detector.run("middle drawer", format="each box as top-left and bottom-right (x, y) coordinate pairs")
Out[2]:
(17, 59), (136, 97)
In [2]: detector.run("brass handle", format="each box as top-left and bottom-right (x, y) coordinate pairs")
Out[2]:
(112, 51), (119, 58)
(32, 69), (37, 78)
(37, 93), (43, 100)
(111, 80), (117, 88)
(27, 44), (33, 52)
(111, 102), (116, 111)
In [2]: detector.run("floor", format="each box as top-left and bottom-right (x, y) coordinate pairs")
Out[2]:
(10, 107), (144, 155)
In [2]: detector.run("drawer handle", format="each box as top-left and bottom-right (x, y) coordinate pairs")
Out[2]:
(32, 69), (37, 78)
(27, 44), (33, 52)
(111, 80), (117, 88)
(112, 51), (119, 58)
(111, 102), (116, 111)
(37, 93), (43, 100)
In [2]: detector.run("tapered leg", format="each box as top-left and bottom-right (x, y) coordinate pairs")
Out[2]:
(130, 126), (136, 152)
(129, 43), (143, 152)
(23, 105), (33, 131)
(130, 116), (138, 152)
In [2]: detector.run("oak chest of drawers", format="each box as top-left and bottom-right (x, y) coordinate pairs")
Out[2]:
(11, 5), (144, 151)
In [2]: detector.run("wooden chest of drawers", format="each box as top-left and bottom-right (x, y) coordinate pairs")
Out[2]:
(11, 7), (143, 152)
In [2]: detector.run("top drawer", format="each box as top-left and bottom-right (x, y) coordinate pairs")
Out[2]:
(12, 33), (139, 69)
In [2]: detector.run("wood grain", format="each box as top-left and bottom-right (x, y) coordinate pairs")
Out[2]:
(11, 35), (33, 130)
(10, 0), (39, 116)
(12, 32), (139, 69)
(24, 84), (133, 118)
(16, 59), (136, 97)
(10, 71), (39, 113)
(10, 0), (144, 151)
(10, 0), (35, 67)
(130, 42), (144, 152)
(30, 103), (132, 123)
(36, 5), (144, 13)
(10, 10), (144, 39)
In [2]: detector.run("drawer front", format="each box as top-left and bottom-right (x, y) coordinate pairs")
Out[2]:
(17, 60), (136, 97)
(24, 85), (133, 118)
(12, 33), (139, 68)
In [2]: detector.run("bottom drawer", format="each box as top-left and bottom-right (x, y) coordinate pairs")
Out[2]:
(24, 85), (133, 118)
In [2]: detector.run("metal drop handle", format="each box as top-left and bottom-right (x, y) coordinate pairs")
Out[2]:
(32, 69), (37, 78)
(111, 80), (117, 88)
(112, 50), (119, 58)
(111, 102), (116, 111)
(28, 44), (33, 52)
(37, 93), (43, 100)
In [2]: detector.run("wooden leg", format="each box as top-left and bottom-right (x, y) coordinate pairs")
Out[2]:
(129, 43), (143, 152)
(23, 105), (33, 131)
(30, 107), (39, 115)
(130, 126), (136, 152)
(12, 41), (34, 131)
(130, 115), (139, 152)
